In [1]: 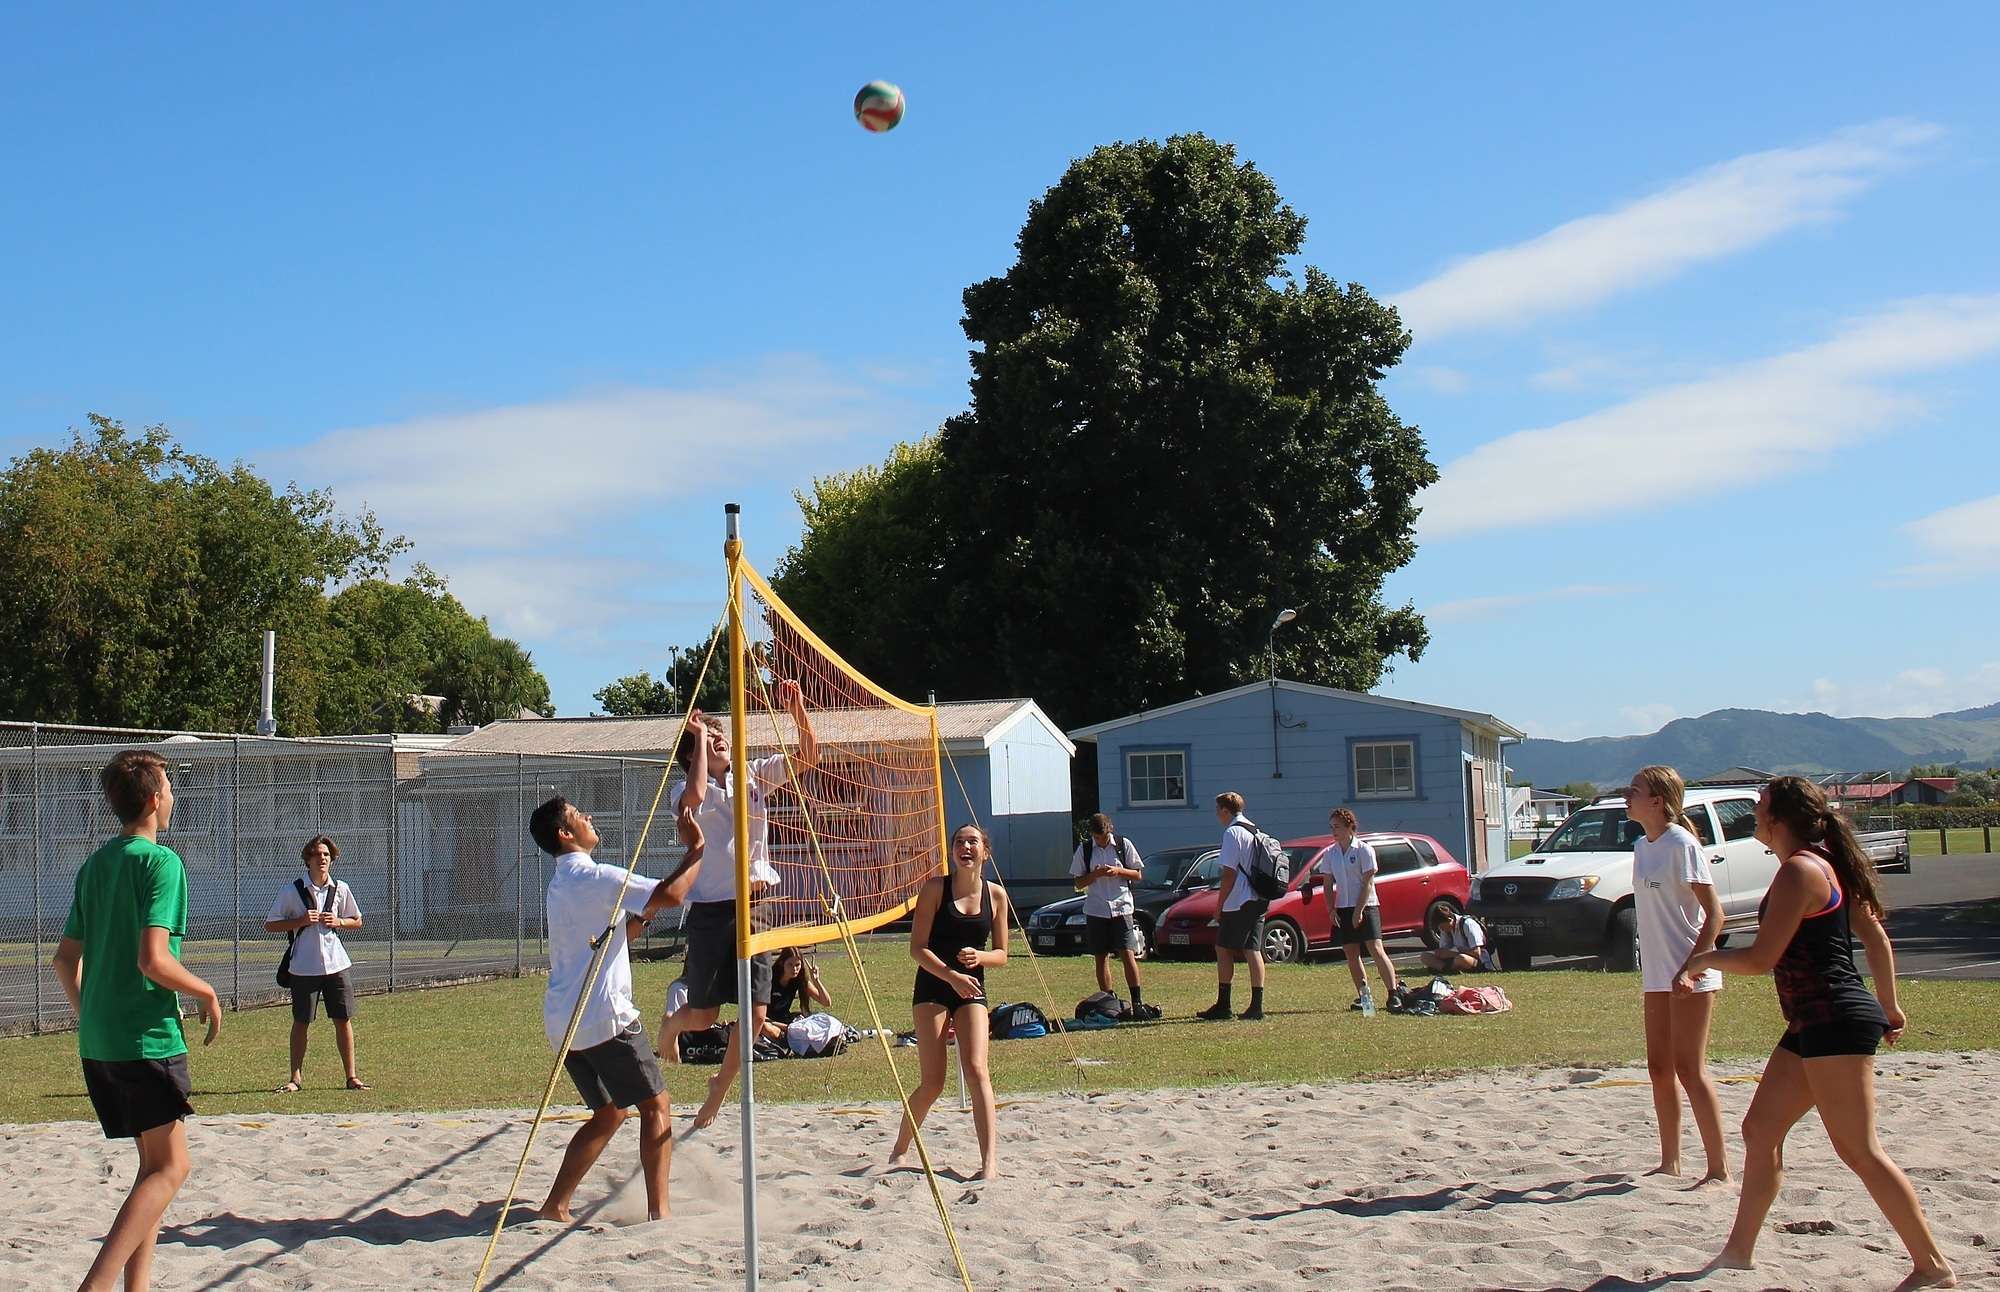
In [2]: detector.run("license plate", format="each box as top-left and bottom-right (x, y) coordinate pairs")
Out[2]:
(1490, 923), (1524, 937)
(1168, 933), (1190, 945)
(1035, 935), (1056, 948)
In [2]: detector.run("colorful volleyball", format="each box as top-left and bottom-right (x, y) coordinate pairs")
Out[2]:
(854, 80), (905, 133)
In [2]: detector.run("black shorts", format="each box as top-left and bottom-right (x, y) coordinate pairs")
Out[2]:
(913, 968), (987, 1013)
(682, 901), (774, 1010)
(290, 971), (356, 1024)
(82, 1054), (194, 1140)
(564, 1022), (666, 1111)
(1335, 906), (1383, 945)
(1087, 914), (1136, 956)
(1216, 901), (1269, 951)
(1778, 1018), (1886, 1059)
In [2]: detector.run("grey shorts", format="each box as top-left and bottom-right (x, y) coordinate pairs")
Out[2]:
(682, 901), (774, 1010)
(1335, 906), (1383, 946)
(289, 971), (355, 1023)
(1217, 901), (1269, 951)
(564, 1022), (665, 1111)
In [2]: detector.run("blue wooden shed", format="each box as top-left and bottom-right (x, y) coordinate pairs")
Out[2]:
(1067, 679), (1525, 874)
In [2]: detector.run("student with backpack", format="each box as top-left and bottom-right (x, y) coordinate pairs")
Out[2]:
(264, 834), (367, 1093)
(1420, 906), (1492, 975)
(1070, 813), (1147, 1014)
(1198, 792), (1270, 1021)
(1318, 808), (1400, 1013)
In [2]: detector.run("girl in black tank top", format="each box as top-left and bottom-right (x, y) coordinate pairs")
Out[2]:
(890, 824), (1011, 1181)
(1681, 777), (1952, 1287)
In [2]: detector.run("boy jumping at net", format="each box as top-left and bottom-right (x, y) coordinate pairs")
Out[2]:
(674, 677), (819, 1131)
(51, 750), (222, 1292)
(529, 790), (705, 1223)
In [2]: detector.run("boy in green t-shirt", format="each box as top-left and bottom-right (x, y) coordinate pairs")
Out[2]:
(50, 749), (221, 1292)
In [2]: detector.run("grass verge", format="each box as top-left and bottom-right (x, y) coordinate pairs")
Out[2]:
(5, 942), (1995, 1124)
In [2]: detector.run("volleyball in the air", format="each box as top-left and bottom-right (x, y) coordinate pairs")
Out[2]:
(854, 81), (905, 133)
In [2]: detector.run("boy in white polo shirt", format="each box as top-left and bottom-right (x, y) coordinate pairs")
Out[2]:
(1316, 808), (1399, 1012)
(1070, 812), (1147, 1011)
(265, 834), (366, 1092)
(531, 793), (705, 1222)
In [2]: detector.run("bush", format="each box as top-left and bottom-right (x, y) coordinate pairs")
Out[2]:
(1879, 805), (2000, 830)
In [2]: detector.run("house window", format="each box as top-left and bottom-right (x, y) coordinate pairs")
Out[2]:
(1353, 741), (1415, 797)
(1126, 750), (1187, 807)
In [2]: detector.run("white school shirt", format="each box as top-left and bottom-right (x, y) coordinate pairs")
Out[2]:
(1632, 824), (1722, 995)
(1218, 817), (1259, 913)
(543, 851), (658, 1051)
(267, 876), (361, 977)
(1069, 837), (1141, 918)
(685, 752), (789, 905)
(1317, 839), (1381, 910)
(1443, 915), (1487, 954)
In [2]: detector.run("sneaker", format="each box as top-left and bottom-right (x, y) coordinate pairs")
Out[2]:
(1196, 1002), (1234, 1021)
(1240, 1005), (1265, 1021)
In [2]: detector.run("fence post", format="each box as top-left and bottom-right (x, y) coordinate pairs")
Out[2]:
(524, 756), (532, 976)
(1940, 827), (1949, 857)
(1986, 824), (1993, 854)
(231, 738), (241, 1011)
(30, 723), (41, 1030)
(387, 750), (398, 992)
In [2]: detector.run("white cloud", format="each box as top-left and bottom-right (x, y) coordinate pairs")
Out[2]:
(1803, 663), (2000, 719)
(1425, 582), (1622, 624)
(1419, 294), (2000, 540)
(1616, 703), (1681, 734)
(1406, 365), (1471, 396)
(1394, 119), (1941, 340)
(262, 357), (926, 648)
(1899, 492), (2000, 583)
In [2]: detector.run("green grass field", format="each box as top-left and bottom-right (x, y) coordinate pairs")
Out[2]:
(1910, 827), (1996, 857)
(5, 943), (1996, 1125)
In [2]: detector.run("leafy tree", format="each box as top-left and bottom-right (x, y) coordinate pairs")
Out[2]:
(772, 134), (1434, 728)
(0, 417), (552, 733)
(1948, 769), (1996, 806)
(1558, 781), (1601, 807)
(595, 671), (676, 716)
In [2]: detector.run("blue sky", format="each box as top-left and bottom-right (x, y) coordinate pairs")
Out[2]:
(4, 6), (1997, 739)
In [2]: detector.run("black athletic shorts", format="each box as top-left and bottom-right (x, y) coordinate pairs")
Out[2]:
(1777, 1018), (1885, 1059)
(82, 1054), (194, 1140)
(913, 967), (987, 1012)
(1216, 901), (1269, 951)
(1335, 906), (1383, 945)
(289, 970), (356, 1024)
(1087, 914), (1136, 956)
(564, 1022), (666, 1111)
(682, 901), (774, 1010)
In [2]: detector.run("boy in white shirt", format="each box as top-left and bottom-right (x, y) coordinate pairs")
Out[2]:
(1197, 792), (1267, 1021)
(1070, 813), (1147, 1011)
(1420, 906), (1491, 975)
(530, 794), (704, 1222)
(1315, 808), (1400, 1011)
(264, 835), (366, 1092)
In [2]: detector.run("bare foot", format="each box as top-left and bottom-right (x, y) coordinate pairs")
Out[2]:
(533, 1202), (574, 1224)
(883, 1151), (912, 1172)
(1706, 1248), (1755, 1272)
(1891, 1265), (1957, 1291)
(977, 1160), (999, 1182)
(647, 1208), (670, 1222)
(1688, 1170), (1732, 1190)
(691, 1077), (727, 1131)
(1645, 1161), (1682, 1178)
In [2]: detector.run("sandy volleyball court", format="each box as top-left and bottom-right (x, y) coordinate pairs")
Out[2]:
(2, 1051), (1994, 1291)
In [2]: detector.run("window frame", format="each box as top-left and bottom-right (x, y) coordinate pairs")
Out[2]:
(1712, 797), (1759, 843)
(1348, 736), (1421, 801)
(1120, 745), (1192, 810)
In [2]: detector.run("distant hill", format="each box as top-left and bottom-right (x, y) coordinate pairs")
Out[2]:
(1509, 703), (2000, 787)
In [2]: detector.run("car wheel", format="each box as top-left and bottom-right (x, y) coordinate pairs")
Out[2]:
(1493, 936), (1534, 972)
(1421, 898), (1461, 950)
(1604, 906), (1641, 973)
(1260, 917), (1304, 965)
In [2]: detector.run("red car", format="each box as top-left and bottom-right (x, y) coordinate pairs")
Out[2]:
(1154, 831), (1470, 964)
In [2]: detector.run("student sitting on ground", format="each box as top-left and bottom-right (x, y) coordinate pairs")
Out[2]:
(1419, 907), (1492, 975)
(763, 947), (832, 1040)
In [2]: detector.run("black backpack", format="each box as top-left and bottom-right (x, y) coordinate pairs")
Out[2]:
(1074, 836), (1128, 880)
(1075, 990), (1128, 1022)
(987, 1001), (1053, 1039)
(1235, 818), (1291, 901)
(276, 879), (338, 988)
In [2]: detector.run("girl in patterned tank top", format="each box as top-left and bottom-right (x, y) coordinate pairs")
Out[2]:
(1682, 776), (1953, 1288)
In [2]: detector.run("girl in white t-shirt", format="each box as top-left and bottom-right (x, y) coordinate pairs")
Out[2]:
(1627, 764), (1729, 1185)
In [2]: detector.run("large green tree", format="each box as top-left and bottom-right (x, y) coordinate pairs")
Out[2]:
(775, 134), (1434, 728)
(593, 671), (675, 717)
(0, 416), (552, 733)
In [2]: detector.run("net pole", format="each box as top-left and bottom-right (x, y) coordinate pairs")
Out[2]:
(725, 503), (760, 1292)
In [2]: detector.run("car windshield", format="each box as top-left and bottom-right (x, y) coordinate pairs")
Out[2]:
(1138, 848), (1206, 887)
(1538, 806), (1644, 854)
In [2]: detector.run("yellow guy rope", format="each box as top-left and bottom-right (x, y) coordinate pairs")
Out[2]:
(471, 618), (728, 1292)
(937, 742), (1089, 1091)
(742, 664), (976, 1292)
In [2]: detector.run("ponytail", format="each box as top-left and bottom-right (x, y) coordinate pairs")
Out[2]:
(1767, 776), (1885, 921)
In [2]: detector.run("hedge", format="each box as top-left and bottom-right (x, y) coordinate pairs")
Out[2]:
(1872, 804), (2000, 829)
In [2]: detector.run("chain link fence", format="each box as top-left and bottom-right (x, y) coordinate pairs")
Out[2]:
(0, 722), (692, 1037)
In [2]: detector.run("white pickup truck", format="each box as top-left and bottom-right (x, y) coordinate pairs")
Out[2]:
(1470, 787), (1911, 972)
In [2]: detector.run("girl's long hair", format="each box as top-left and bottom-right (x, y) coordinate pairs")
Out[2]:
(1631, 765), (1700, 839)
(1765, 775), (1885, 920)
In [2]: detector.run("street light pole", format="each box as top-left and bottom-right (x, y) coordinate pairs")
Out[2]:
(1266, 609), (1297, 779)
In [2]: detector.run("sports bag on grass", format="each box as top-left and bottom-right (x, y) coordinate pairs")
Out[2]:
(276, 879), (338, 988)
(987, 1001), (1051, 1040)
(1439, 985), (1513, 1015)
(1234, 817), (1292, 901)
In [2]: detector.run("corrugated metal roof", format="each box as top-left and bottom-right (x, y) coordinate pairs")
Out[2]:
(442, 699), (1058, 757)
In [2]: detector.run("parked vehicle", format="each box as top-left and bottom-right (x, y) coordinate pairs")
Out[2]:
(1154, 832), (1470, 965)
(1471, 788), (1912, 971)
(1023, 845), (1222, 957)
